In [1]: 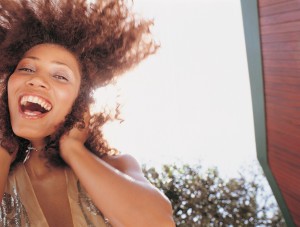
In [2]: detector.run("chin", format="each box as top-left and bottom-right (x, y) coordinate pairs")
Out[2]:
(11, 124), (50, 141)
(13, 131), (45, 141)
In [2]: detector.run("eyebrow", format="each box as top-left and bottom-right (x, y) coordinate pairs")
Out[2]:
(23, 56), (72, 70)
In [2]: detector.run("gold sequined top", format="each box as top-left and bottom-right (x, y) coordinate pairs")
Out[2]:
(0, 164), (110, 227)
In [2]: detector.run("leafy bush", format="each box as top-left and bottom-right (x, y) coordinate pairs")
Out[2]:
(143, 163), (285, 226)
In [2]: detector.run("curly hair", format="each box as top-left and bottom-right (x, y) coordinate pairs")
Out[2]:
(0, 0), (158, 167)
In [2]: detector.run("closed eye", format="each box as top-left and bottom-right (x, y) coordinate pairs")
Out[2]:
(18, 68), (35, 73)
(53, 74), (69, 81)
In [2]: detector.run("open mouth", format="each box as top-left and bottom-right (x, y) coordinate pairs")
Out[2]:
(19, 95), (52, 117)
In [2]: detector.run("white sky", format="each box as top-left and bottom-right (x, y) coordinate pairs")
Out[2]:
(94, 0), (257, 178)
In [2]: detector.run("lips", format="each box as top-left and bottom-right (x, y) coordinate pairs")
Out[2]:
(19, 94), (53, 118)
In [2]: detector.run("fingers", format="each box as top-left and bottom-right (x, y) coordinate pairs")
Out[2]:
(0, 146), (16, 164)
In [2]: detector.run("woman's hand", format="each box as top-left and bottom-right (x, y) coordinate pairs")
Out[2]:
(1, 147), (16, 164)
(10, 149), (17, 164)
(0, 144), (17, 164)
(59, 111), (90, 160)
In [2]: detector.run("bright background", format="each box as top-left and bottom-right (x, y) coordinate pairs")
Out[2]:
(95, 0), (257, 178)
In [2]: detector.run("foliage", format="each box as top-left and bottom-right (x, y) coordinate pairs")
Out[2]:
(143, 163), (286, 227)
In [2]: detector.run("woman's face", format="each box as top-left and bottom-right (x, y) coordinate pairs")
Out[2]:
(8, 44), (81, 142)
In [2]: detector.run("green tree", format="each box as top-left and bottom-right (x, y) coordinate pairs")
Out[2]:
(143, 163), (285, 227)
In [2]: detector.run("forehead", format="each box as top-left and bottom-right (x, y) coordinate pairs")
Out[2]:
(22, 44), (81, 76)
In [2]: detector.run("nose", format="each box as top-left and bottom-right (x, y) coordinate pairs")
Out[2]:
(26, 75), (49, 89)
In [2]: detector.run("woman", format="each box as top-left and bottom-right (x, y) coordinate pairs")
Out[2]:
(0, 0), (174, 226)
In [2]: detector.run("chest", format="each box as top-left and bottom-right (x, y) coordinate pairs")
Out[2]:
(3, 165), (108, 227)
(29, 170), (74, 227)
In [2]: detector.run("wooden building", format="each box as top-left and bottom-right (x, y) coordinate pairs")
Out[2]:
(241, 0), (300, 226)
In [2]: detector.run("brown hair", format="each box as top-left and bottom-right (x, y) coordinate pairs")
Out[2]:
(0, 0), (158, 167)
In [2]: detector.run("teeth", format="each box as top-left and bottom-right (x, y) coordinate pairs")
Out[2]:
(20, 98), (26, 105)
(20, 95), (52, 111)
(44, 104), (50, 111)
(24, 111), (38, 116)
(33, 97), (38, 103)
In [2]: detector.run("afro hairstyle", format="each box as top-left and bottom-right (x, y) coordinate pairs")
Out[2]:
(0, 0), (158, 167)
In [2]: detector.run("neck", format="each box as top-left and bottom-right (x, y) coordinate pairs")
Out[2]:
(29, 139), (46, 150)
(24, 142), (54, 178)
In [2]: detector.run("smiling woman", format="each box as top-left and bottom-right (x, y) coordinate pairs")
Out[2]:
(0, 0), (174, 226)
(8, 44), (81, 141)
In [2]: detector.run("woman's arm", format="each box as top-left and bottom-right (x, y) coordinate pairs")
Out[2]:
(60, 132), (174, 227)
(0, 147), (15, 202)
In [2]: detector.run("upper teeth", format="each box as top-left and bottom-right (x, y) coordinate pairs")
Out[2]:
(20, 95), (52, 111)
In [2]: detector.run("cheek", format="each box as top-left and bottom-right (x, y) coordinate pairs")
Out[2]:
(7, 74), (19, 89)
(7, 76), (18, 110)
(7, 74), (23, 96)
(7, 76), (15, 97)
(55, 86), (79, 111)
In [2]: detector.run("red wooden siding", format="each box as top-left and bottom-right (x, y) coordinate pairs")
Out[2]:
(258, 0), (300, 225)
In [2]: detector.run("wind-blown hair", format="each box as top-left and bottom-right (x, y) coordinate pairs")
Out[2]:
(0, 0), (158, 167)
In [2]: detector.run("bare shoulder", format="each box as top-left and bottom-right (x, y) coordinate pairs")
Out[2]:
(102, 154), (147, 183)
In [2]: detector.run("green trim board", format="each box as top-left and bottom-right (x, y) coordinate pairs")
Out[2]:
(240, 1), (295, 226)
